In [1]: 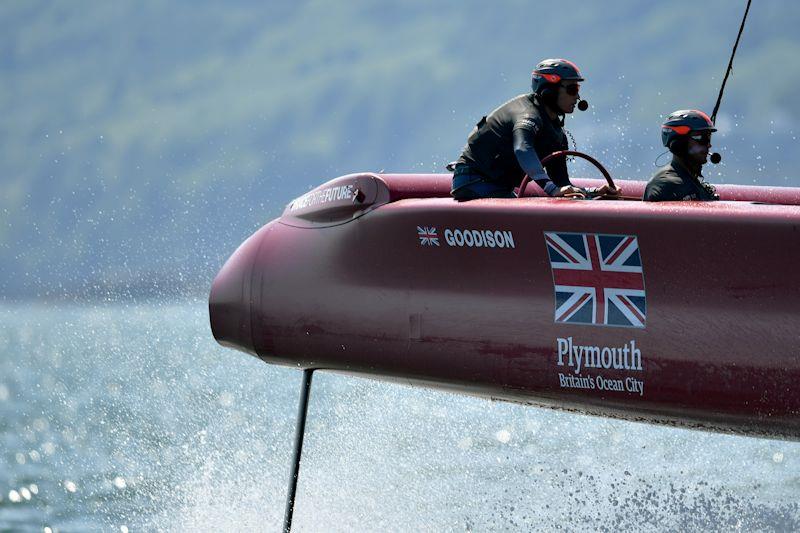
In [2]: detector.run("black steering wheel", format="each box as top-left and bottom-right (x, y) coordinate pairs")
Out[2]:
(517, 150), (617, 199)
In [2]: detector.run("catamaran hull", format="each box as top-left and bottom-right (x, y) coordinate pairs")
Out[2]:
(210, 174), (800, 440)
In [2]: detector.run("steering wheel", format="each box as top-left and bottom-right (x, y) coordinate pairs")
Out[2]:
(517, 150), (617, 199)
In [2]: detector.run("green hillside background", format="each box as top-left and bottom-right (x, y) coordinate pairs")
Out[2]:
(2, 0), (799, 298)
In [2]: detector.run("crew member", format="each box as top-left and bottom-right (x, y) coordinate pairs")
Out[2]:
(450, 58), (619, 200)
(643, 109), (719, 202)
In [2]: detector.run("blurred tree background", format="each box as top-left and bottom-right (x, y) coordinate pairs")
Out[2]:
(2, 0), (798, 298)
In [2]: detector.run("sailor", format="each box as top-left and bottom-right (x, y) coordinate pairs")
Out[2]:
(450, 58), (619, 200)
(643, 110), (719, 201)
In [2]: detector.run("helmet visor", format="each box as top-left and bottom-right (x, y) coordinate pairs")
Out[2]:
(562, 83), (580, 96)
(690, 132), (712, 145)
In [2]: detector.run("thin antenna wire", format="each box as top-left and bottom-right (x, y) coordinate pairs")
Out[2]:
(711, 0), (753, 124)
(564, 129), (577, 161)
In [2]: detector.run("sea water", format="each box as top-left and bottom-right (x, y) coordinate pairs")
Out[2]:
(1, 302), (798, 532)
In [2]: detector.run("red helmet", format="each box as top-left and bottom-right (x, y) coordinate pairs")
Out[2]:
(531, 58), (584, 95)
(661, 109), (717, 149)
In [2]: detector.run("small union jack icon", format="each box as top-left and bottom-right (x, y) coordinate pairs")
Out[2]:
(417, 226), (439, 246)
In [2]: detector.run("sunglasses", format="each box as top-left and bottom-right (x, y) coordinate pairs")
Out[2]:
(690, 133), (712, 145)
(562, 83), (580, 96)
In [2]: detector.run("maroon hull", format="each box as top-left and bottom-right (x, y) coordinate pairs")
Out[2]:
(211, 173), (800, 440)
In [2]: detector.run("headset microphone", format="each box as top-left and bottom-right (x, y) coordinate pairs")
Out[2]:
(577, 99), (589, 111)
(710, 152), (722, 164)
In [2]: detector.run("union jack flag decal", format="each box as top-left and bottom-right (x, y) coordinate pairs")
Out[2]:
(417, 226), (439, 246)
(544, 232), (646, 328)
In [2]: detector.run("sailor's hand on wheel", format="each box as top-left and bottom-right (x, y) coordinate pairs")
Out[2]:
(555, 185), (585, 199)
(596, 184), (621, 197)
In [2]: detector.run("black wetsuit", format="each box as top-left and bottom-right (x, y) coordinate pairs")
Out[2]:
(643, 156), (717, 202)
(452, 94), (569, 198)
